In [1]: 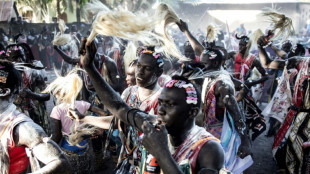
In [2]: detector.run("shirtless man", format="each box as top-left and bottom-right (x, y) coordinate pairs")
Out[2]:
(0, 60), (70, 174)
(69, 40), (225, 173)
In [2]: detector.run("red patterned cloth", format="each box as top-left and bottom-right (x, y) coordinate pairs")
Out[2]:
(272, 58), (310, 155)
(234, 53), (255, 81)
(203, 79), (222, 138)
(172, 126), (219, 174)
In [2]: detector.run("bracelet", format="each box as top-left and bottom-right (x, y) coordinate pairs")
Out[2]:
(126, 108), (140, 126)
(132, 110), (142, 128)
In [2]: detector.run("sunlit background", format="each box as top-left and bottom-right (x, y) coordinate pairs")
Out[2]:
(0, 0), (309, 34)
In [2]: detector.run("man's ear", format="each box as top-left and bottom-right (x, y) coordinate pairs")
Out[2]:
(213, 60), (220, 68)
(188, 107), (199, 119)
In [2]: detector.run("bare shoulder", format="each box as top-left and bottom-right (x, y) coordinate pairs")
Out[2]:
(196, 139), (224, 172)
(215, 77), (234, 95)
(13, 121), (47, 148)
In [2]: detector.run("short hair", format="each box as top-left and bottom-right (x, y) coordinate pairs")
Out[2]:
(0, 60), (22, 94)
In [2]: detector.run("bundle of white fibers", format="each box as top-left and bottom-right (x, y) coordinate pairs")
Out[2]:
(87, 10), (157, 46)
(155, 3), (180, 39)
(123, 41), (138, 73)
(58, 19), (67, 35)
(154, 3), (188, 61)
(83, 0), (110, 20)
(66, 123), (102, 147)
(249, 29), (264, 52)
(206, 24), (220, 43)
(262, 7), (294, 41)
(52, 19), (71, 46)
(42, 69), (83, 107)
(86, 2), (189, 61)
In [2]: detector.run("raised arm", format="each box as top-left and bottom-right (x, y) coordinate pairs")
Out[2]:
(257, 36), (286, 69)
(54, 45), (80, 65)
(89, 105), (109, 116)
(177, 20), (204, 56)
(80, 40), (152, 132)
(14, 121), (71, 174)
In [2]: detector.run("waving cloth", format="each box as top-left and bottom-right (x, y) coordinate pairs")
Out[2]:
(262, 67), (292, 123)
(272, 58), (310, 157)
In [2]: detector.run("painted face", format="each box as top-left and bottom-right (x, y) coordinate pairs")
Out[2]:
(238, 41), (247, 55)
(126, 65), (136, 86)
(135, 54), (159, 88)
(157, 87), (191, 131)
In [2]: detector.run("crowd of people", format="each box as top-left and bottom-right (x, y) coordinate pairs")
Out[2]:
(0, 3), (309, 174)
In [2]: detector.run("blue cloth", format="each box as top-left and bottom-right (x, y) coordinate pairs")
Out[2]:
(221, 111), (253, 174)
(60, 138), (88, 155)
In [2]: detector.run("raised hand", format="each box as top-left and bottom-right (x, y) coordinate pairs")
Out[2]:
(257, 35), (270, 47)
(177, 19), (189, 33)
(81, 39), (97, 68)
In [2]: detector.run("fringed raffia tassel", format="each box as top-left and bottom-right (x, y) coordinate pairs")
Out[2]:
(123, 42), (138, 73)
(155, 3), (180, 39)
(86, 2), (189, 61)
(87, 9), (156, 46)
(262, 7), (294, 41)
(66, 123), (102, 148)
(154, 3), (189, 61)
(249, 29), (264, 51)
(83, 0), (110, 23)
(52, 19), (71, 46)
(58, 19), (67, 35)
(42, 69), (83, 107)
(0, 142), (10, 174)
(206, 24), (220, 43)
